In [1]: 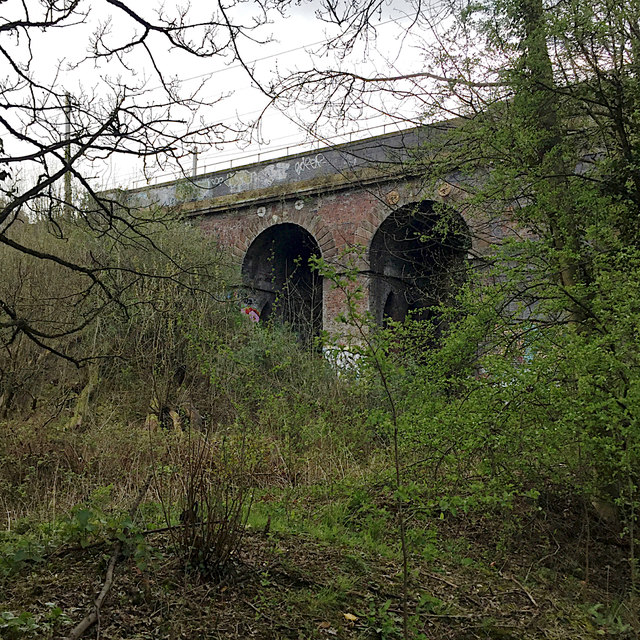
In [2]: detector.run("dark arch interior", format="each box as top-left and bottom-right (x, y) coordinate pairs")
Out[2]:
(242, 223), (322, 340)
(369, 200), (469, 329)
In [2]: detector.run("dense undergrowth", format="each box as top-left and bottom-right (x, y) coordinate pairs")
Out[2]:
(0, 218), (639, 639)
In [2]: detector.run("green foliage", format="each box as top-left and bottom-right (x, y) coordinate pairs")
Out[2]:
(0, 605), (72, 640)
(363, 599), (401, 640)
(0, 536), (45, 578)
(587, 602), (633, 636)
(360, 597), (431, 640)
(338, 0), (640, 607)
(60, 504), (138, 549)
(2, 0), (640, 622)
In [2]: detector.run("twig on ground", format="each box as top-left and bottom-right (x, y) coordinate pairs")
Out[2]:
(424, 571), (459, 589)
(53, 520), (223, 557)
(244, 599), (297, 631)
(66, 477), (151, 640)
(388, 608), (479, 619)
(503, 573), (538, 608)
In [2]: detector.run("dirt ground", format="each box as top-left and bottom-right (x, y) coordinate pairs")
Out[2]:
(2, 520), (633, 640)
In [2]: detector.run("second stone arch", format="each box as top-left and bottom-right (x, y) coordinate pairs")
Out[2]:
(367, 199), (471, 330)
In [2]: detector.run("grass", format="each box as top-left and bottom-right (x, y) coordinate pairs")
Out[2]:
(1, 487), (635, 639)
(1, 322), (638, 639)
(3, 518), (618, 639)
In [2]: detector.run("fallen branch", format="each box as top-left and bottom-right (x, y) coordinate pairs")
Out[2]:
(500, 572), (538, 608)
(387, 608), (479, 619)
(53, 519), (224, 557)
(244, 599), (298, 632)
(66, 477), (151, 640)
(424, 570), (459, 589)
(509, 574), (538, 608)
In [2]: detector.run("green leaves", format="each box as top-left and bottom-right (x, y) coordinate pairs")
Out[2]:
(0, 604), (72, 639)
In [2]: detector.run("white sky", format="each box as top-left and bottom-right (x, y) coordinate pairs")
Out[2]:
(2, 1), (431, 190)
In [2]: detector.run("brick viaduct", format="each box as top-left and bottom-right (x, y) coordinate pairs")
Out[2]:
(125, 126), (505, 339)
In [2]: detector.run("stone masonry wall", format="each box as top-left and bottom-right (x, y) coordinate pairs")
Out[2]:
(123, 126), (516, 335)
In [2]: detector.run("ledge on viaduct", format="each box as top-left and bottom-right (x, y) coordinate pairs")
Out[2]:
(123, 125), (511, 339)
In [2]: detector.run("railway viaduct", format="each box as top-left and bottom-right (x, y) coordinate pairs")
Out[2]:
(124, 126), (507, 338)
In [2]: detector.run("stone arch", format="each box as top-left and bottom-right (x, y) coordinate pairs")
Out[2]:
(367, 199), (470, 327)
(353, 181), (479, 257)
(234, 205), (338, 261)
(241, 223), (324, 340)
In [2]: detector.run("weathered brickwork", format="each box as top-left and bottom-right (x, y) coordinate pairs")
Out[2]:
(124, 127), (511, 335)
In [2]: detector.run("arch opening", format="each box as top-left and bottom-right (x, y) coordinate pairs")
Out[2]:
(369, 200), (470, 331)
(242, 223), (323, 340)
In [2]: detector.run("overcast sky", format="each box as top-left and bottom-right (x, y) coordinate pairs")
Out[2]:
(3, 1), (427, 190)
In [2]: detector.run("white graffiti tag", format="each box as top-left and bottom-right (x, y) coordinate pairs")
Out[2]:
(207, 174), (227, 188)
(294, 154), (327, 176)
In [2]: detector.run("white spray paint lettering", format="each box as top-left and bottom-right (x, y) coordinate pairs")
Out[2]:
(295, 154), (326, 176)
(208, 174), (227, 188)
